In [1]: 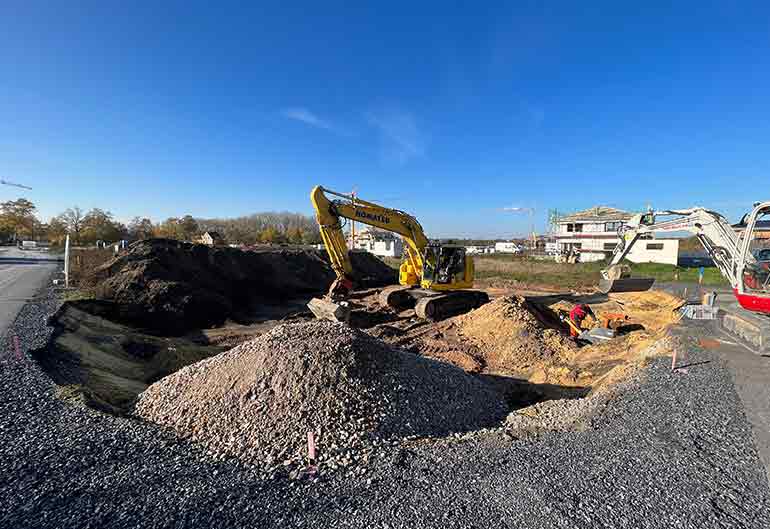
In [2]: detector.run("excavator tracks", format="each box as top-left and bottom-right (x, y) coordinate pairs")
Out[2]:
(414, 291), (489, 321)
(378, 285), (488, 321)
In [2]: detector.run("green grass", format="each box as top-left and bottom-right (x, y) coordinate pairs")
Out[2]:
(378, 253), (728, 290)
(60, 289), (96, 302)
(473, 256), (727, 289)
(626, 262), (726, 286)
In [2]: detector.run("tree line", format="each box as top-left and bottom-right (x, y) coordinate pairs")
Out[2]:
(0, 198), (321, 246)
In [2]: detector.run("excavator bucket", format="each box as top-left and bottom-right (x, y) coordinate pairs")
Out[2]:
(598, 277), (656, 294)
(307, 297), (351, 323)
(599, 264), (655, 294)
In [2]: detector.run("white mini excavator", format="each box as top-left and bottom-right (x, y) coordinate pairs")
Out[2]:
(600, 202), (770, 316)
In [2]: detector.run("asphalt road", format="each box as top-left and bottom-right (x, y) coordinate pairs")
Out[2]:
(0, 247), (60, 337)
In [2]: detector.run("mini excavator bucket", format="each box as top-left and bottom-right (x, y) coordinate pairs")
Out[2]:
(599, 265), (655, 294)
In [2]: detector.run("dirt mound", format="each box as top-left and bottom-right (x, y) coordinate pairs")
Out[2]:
(134, 321), (507, 470)
(85, 239), (395, 333)
(457, 296), (577, 374)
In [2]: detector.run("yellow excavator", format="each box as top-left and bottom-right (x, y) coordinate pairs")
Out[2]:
(308, 185), (489, 321)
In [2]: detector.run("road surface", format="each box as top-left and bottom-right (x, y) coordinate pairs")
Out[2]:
(0, 247), (60, 337)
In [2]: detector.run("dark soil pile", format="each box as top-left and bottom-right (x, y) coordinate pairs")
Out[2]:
(134, 321), (508, 471)
(83, 239), (395, 333)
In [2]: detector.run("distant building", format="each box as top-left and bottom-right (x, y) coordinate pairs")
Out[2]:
(349, 227), (403, 258)
(494, 242), (521, 254)
(198, 231), (226, 246)
(733, 219), (770, 240)
(555, 206), (679, 265)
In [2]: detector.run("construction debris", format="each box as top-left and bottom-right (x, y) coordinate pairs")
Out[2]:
(134, 321), (508, 473)
(679, 304), (720, 320)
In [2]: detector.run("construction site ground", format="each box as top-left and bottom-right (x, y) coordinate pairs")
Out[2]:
(3, 244), (770, 528)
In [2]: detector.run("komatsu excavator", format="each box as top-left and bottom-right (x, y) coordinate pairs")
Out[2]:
(600, 202), (770, 316)
(308, 186), (489, 321)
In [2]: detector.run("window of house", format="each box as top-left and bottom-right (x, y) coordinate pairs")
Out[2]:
(603, 242), (617, 250)
(646, 243), (664, 250)
(605, 221), (623, 232)
(574, 223), (583, 232)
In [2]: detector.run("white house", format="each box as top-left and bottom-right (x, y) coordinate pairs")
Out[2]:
(626, 239), (679, 265)
(349, 227), (404, 258)
(494, 242), (521, 253)
(555, 206), (679, 265)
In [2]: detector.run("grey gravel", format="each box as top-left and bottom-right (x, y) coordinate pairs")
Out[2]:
(134, 321), (508, 473)
(1, 279), (769, 528)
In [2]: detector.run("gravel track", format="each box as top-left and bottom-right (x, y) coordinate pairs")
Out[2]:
(2, 281), (769, 528)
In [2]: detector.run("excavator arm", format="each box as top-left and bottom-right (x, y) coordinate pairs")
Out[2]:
(600, 207), (746, 292)
(311, 185), (429, 298)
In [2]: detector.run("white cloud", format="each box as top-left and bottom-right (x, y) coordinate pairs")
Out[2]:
(366, 108), (425, 164)
(281, 107), (337, 132)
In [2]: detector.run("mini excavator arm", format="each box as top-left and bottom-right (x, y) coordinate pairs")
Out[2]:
(310, 185), (430, 299)
(601, 207), (746, 292)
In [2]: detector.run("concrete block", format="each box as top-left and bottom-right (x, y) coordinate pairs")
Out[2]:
(721, 308), (770, 355)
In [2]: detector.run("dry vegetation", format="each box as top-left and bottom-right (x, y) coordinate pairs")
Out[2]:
(67, 248), (115, 288)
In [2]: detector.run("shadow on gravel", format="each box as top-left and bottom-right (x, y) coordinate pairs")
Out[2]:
(477, 373), (589, 410)
(676, 360), (712, 369)
(32, 302), (225, 414)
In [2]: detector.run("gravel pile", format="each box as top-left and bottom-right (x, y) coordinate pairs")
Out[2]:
(134, 321), (508, 472)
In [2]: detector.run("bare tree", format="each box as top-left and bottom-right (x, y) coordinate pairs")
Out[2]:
(57, 207), (85, 244)
(128, 217), (155, 240)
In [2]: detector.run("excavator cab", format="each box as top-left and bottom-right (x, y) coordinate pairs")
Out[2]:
(737, 204), (770, 312)
(421, 245), (471, 287)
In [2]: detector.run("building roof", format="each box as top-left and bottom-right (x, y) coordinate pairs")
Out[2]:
(203, 231), (223, 239)
(558, 206), (633, 223)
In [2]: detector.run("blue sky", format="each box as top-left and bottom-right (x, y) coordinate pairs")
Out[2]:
(1, 2), (769, 238)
